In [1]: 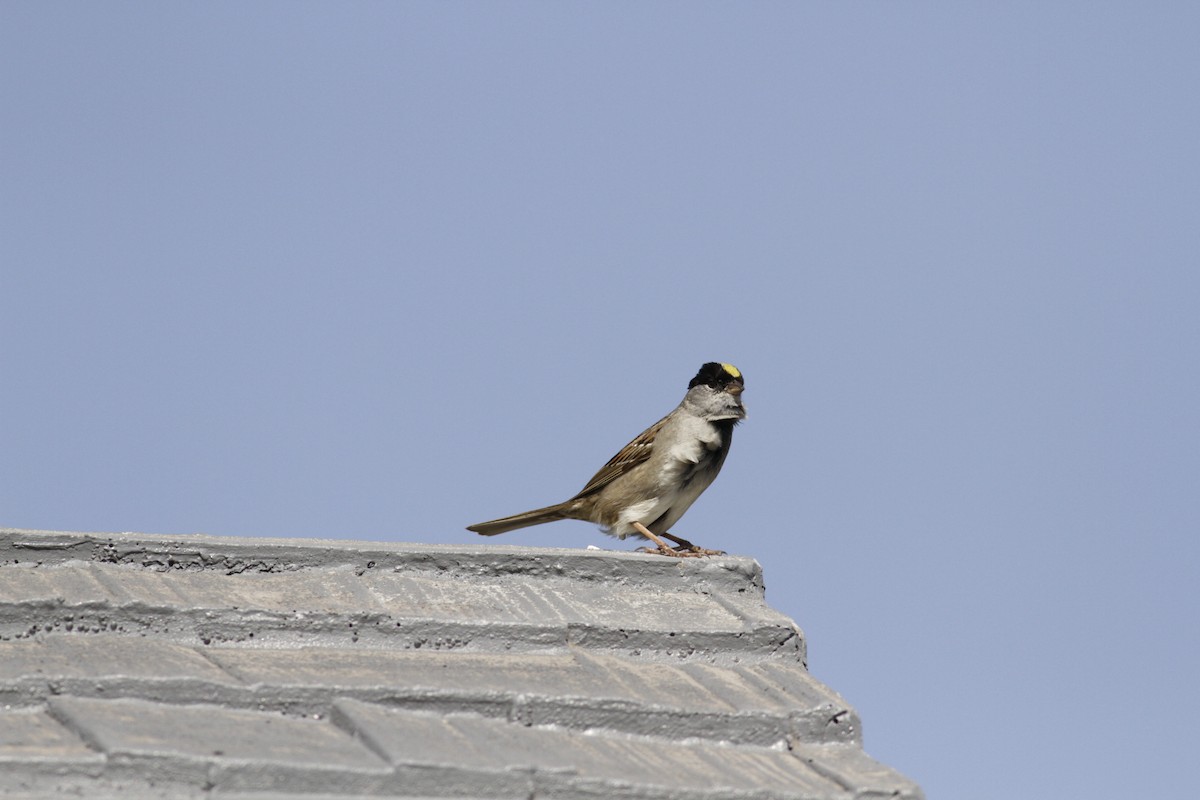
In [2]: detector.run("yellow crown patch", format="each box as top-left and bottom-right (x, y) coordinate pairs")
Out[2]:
(720, 363), (741, 379)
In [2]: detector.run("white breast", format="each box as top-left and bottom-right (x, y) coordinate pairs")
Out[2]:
(657, 415), (721, 470)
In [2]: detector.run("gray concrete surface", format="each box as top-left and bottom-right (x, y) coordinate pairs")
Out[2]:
(0, 527), (922, 798)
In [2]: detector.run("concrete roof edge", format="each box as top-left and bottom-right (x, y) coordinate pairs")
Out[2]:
(0, 527), (766, 596)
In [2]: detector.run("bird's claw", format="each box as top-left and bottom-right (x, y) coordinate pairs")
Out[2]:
(630, 522), (723, 557)
(635, 543), (724, 558)
(680, 545), (726, 556)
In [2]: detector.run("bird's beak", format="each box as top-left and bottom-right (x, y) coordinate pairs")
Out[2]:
(727, 383), (744, 397)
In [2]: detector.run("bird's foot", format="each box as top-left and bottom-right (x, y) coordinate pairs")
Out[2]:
(659, 530), (726, 556)
(631, 523), (724, 558)
(675, 544), (727, 556)
(635, 543), (710, 558)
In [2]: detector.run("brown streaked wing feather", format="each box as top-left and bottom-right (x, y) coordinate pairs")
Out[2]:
(569, 414), (669, 499)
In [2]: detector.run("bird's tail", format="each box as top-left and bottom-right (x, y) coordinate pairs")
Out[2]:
(466, 502), (572, 536)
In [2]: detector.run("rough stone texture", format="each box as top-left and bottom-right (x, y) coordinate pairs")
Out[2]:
(0, 527), (922, 799)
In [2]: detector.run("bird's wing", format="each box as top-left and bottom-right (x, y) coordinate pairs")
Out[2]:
(571, 413), (669, 499)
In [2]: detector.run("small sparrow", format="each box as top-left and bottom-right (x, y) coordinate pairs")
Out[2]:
(467, 362), (745, 557)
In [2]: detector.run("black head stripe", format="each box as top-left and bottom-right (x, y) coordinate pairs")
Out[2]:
(689, 362), (744, 390)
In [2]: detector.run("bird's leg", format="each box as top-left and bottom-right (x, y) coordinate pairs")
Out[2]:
(660, 531), (726, 557)
(631, 522), (688, 556)
(631, 522), (719, 558)
(659, 531), (696, 549)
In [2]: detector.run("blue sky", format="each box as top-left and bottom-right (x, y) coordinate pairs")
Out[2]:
(3, 4), (1198, 797)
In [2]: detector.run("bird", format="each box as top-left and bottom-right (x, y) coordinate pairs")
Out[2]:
(467, 362), (745, 557)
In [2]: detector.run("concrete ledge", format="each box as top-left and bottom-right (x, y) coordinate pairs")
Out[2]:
(0, 638), (859, 747)
(0, 528), (803, 665)
(2, 698), (920, 799)
(1, 527), (767, 597)
(0, 526), (922, 799)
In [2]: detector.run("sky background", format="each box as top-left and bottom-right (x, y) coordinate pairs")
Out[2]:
(3, 4), (1198, 798)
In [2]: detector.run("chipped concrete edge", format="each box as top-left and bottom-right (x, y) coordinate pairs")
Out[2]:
(0, 527), (766, 597)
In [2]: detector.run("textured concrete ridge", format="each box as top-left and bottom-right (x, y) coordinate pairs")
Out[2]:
(0, 527), (767, 595)
(0, 529), (799, 662)
(0, 527), (923, 799)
